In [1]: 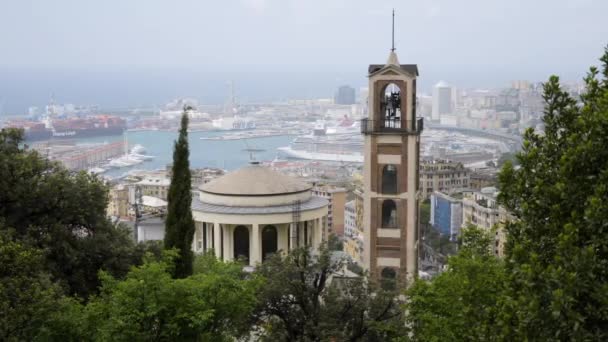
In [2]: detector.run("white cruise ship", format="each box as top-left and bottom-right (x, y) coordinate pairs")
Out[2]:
(277, 120), (363, 163)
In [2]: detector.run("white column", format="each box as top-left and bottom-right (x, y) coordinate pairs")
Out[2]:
(223, 225), (231, 261)
(207, 223), (213, 251)
(213, 222), (221, 259)
(203, 223), (208, 251)
(280, 224), (290, 252)
(251, 224), (260, 265)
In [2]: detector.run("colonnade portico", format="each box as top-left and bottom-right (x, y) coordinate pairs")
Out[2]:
(191, 162), (329, 267)
(192, 218), (324, 265)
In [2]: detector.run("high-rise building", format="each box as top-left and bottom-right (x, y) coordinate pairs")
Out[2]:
(429, 191), (464, 241)
(432, 81), (451, 121)
(335, 85), (356, 105)
(361, 47), (422, 286)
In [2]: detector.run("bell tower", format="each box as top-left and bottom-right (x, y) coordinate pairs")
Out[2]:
(361, 10), (422, 287)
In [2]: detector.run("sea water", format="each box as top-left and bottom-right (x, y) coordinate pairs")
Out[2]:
(72, 130), (294, 177)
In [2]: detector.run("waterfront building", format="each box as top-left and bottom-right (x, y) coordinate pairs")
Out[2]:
(191, 162), (329, 266)
(419, 159), (470, 199)
(429, 191), (464, 241)
(136, 177), (171, 201)
(461, 187), (512, 257)
(335, 85), (356, 105)
(312, 185), (347, 236)
(361, 46), (422, 285)
(432, 81), (452, 121)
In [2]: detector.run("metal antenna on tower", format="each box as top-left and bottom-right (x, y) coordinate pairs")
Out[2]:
(242, 139), (265, 163)
(391, 9), (396, 52)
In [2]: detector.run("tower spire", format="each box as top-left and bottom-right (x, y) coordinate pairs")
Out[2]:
(391, 8), (395, 52)
(386, 9), (400, 66)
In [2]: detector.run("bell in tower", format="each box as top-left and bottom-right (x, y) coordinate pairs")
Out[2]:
(361, 9), (423, 289)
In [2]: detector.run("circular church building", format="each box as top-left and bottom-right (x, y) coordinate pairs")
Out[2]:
(192, 162), (329, 266)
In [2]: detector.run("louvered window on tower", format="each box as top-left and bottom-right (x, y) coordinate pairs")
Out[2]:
(382, 200), (398, 228)
(382, 164), (398, 194)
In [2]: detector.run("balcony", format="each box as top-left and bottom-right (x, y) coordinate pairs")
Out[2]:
(360, 117), (423, 135)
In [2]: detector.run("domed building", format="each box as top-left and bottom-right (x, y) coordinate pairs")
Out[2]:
(191, 162), (329, 266)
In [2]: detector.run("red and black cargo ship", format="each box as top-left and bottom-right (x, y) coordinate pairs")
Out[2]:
(3, 115), (126, 141)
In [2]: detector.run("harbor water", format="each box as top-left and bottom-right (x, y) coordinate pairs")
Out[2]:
(69, 130), (294, 177)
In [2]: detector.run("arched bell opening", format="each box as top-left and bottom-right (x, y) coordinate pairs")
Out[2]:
(380, 83), (402, 128)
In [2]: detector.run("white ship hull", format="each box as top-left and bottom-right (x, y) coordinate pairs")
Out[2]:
(277, 146), (363, 163)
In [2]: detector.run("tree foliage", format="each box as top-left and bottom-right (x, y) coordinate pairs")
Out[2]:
(39, 252), (261, 341)
(253, 246), (403, 341)
(0, 128), (140, 298)
(0, 229), (66, 341)
(164, 109), (196, 278)
(497, 47), (608, 340)
(419, 199), (430, 225)
(496, 152), (517, 168)
(327, 233), (343, 251)
(405, 226), (506, 341)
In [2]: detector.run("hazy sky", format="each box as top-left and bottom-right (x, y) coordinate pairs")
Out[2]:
(0, 0), (607, 111)
(2, 0), (607, 70)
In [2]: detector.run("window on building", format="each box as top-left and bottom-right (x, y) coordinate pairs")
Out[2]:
(382, 200), (398, 228)
(382, 165), (398, 194)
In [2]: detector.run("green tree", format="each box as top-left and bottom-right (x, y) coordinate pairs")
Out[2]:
(45, 252), (260, 341)
(497, 47), (608, 340)
(253, 246), (403, 341)
(496, 152), (517, 168)
(164, 109), (196, 278)
(404, 226), (506, 341)
(419, 199), (430, 225)
(327, 233), (343, 251)
(0, 128), (140, 298)
(0, 229), (66, 341)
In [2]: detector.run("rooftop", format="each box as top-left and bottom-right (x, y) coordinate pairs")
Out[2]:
(368, 64), (419, 76)
(192, 195), (328, 215)
(137, 177), (171, 187)
(200, 163), (312, 196)
(142, 196), (168, 208)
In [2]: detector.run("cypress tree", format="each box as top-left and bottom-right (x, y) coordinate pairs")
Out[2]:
(164, 107), (196, 278)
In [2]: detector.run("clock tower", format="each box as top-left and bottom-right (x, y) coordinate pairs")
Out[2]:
(361, 11), (422, 287)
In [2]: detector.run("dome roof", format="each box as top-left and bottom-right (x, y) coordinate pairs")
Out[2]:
(200, 163), (311, 196)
